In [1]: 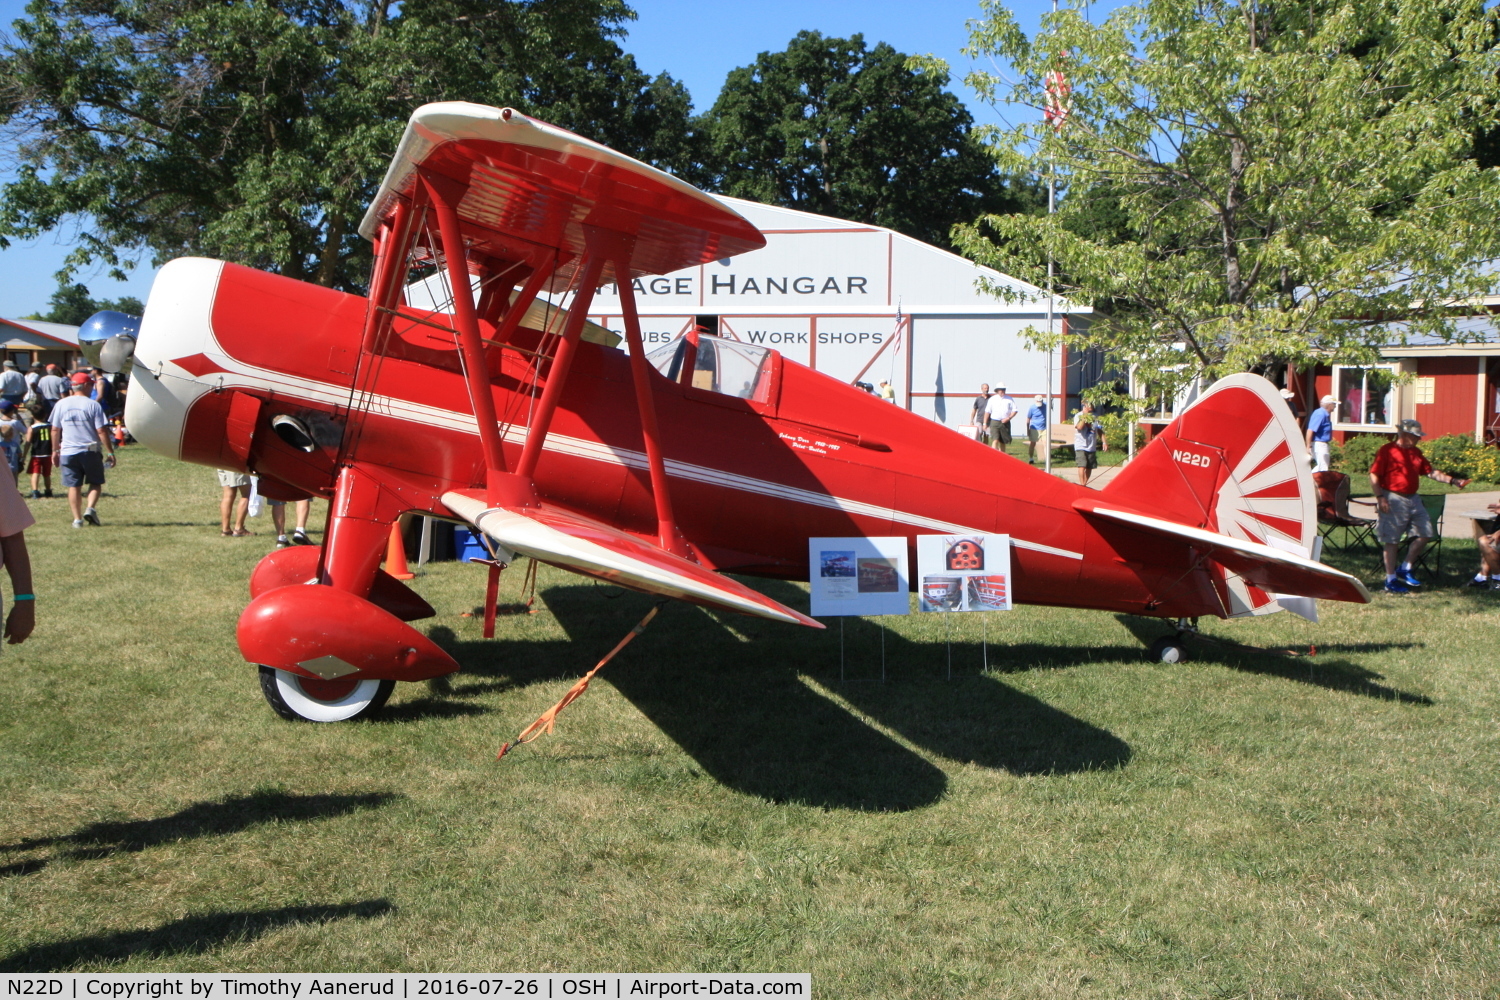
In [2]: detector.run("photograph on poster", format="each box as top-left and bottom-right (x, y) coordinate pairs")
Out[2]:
(808, 536), (910, 617)
(916, 534), (1013, 612)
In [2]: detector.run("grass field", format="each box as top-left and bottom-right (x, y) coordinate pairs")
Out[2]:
(2, 447), (1499, 997)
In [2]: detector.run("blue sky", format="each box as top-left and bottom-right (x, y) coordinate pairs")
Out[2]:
(0, 0), (1113, 317)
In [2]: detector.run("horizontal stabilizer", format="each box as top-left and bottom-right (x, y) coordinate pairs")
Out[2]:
(1075, 499), (1371, 605)
(443, 491), (822, 628)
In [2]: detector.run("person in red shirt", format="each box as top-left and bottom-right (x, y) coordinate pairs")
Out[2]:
(1369, 419), (1468, 593)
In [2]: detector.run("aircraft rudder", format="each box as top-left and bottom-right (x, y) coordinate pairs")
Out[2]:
(1101, 374), (1318, 617)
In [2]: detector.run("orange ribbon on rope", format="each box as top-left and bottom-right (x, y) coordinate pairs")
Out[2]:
(521, 557), (540, 613)
(496, 601), (663, 759)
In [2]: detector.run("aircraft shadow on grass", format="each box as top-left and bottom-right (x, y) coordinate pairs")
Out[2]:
(0, 899), (393, 972)
(0, 790), (400, 879)
(1115, 615), (1434, 705)
(424, 582), (1133, 813)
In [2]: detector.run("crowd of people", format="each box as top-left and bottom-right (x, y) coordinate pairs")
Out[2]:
(2, 363), (123, 528)
(0, 360), (116, 650)
(0, 357), (329, 652)
(970, 383), (1106, 485)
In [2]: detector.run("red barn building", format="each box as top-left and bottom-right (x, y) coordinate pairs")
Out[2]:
(1299, 320), (1500, 444)
(1133, 319), (1500, 448)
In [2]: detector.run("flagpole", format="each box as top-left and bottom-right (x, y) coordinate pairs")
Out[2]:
(1045, 169), (1056, 474)
(1044, 0), (1059, 475)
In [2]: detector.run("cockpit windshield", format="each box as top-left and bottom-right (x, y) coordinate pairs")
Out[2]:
(645, 335), (774, 402)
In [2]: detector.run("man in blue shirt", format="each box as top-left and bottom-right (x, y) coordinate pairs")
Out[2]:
(1025, 395), (1048, 464)
(1305, 394), (1337, 471)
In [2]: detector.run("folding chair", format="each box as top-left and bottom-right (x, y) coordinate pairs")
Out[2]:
(1314, 471), (1378, 553)
(1408, 494), (1444, 578)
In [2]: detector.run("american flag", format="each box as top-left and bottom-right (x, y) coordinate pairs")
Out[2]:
(1044, 68), (1071, 129)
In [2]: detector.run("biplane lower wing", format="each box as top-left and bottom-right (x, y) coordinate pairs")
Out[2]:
(1075, 499), (1371, 604)
(442, 491), (823, 628)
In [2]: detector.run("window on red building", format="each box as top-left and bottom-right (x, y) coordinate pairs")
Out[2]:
(1332, 365), (1398, 428)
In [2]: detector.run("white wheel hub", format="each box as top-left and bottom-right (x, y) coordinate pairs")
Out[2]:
(271, 669), (386, 722)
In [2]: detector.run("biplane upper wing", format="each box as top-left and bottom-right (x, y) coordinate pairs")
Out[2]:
(442, 491), (823, 628)
(359, 102), (765, 283)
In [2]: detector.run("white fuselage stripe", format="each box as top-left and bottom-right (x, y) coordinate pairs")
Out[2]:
(154, 354), (1084, 561)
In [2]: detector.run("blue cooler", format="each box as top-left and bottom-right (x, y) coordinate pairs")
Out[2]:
(454, 526), (490, 562)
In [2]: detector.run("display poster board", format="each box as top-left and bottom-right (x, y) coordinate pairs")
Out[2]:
(915, 534), (1013, 612)
(808, 537), (910, 617)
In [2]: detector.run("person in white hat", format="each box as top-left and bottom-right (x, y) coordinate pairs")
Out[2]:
(1369, 418), (1468, 593)
(984, 383), (1017, 452)
(1305, 394), (1338, 472)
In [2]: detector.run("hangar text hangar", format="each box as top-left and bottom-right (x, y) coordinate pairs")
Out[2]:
(581, 197), (1089, 431)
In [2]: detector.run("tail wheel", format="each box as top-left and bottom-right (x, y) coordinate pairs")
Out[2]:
(258, 666), (395, 722)
(1147, 635), (1189, 664)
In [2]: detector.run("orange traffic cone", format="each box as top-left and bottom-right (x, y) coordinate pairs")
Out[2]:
(384, 521), (415, 580)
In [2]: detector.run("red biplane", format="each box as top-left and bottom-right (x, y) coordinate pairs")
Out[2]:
(94, 103), (1368, 722)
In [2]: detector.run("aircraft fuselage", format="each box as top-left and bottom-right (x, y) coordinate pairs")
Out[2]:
(127, 257), (1222, 620)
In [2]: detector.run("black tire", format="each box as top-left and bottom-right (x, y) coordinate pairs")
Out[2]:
(1147, 635), (1189, 664)
(258, 666), (395, 722)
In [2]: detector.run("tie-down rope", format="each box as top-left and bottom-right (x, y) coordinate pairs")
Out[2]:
(496, 600), (665, 759)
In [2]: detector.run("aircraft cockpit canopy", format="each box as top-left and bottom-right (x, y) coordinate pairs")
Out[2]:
(647, 335), (773, 403)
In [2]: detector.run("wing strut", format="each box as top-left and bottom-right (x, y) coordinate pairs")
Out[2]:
(360, 198), (413, 355)
(420, 173), (512, 488)
(513, 238), (607, 481)
(412, 172), (687, 561)
(612, 236), (689, 558)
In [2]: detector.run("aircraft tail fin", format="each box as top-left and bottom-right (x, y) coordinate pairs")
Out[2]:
(1100, 373), (1340, 616)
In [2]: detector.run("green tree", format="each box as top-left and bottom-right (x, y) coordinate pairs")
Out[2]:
(23, 282), (142, 324)
(0, 0), (698, 292)
(949, 0), (1500, 403)
(701, 31), (1039, 249)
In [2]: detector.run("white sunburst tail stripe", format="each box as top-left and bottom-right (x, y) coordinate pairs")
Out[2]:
(1232, 420), (1290, 487)
(1231, 497), (1309, 521)
(1178, 375), (1320, 618)
(1225, 428), (1306, 535)
(1236, 453), (1301, 499)
(1219, 497), (1307, 550)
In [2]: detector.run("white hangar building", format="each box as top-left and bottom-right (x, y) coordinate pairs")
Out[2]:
(580, 196), (1088, 431)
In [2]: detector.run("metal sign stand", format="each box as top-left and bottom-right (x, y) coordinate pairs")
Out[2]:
(945, 613), (953, 681)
